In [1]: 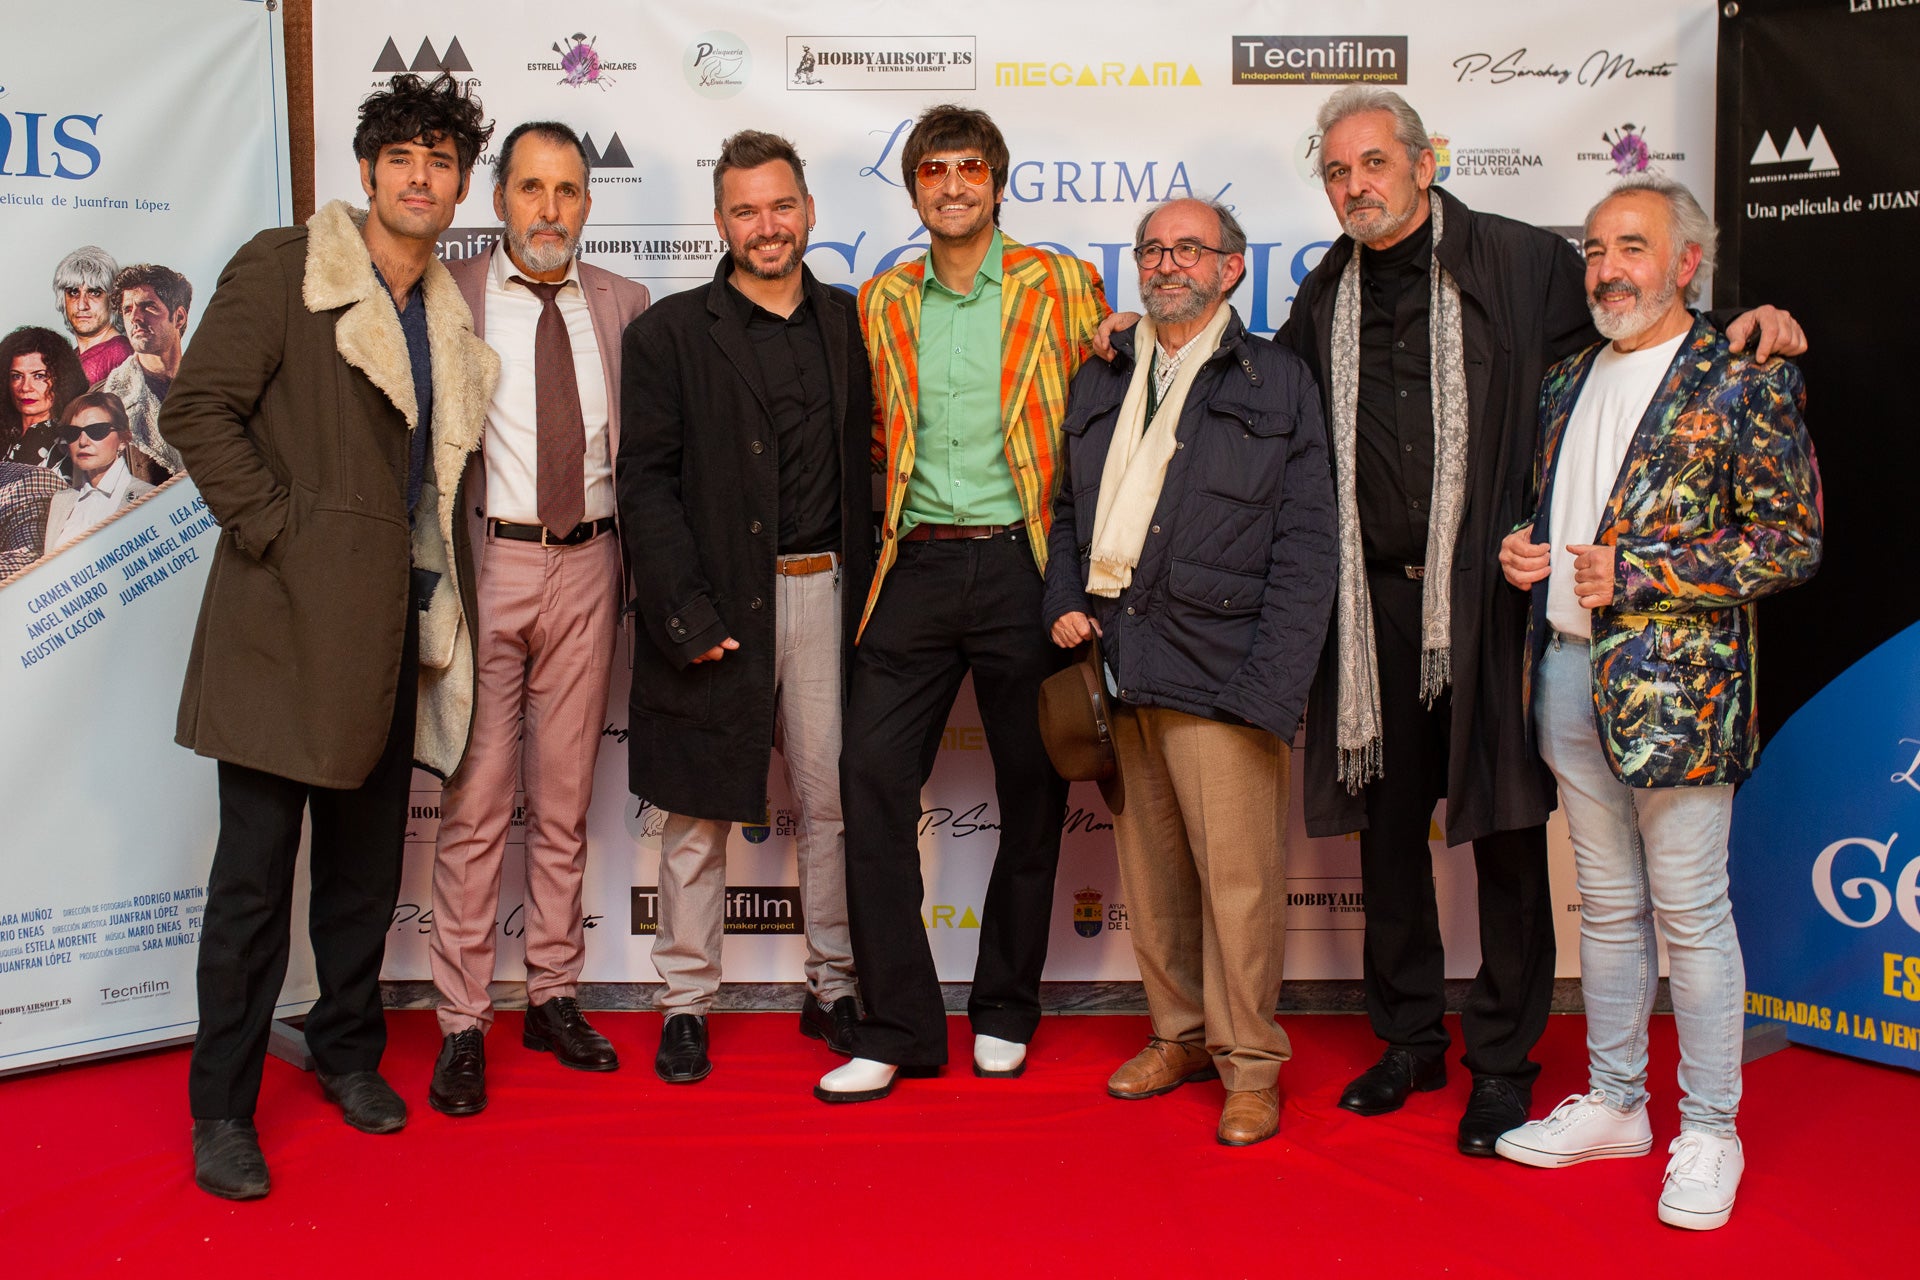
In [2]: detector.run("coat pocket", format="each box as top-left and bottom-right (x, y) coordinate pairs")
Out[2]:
(1168, 557), (1265, 617)
(631, 638), (714, 724)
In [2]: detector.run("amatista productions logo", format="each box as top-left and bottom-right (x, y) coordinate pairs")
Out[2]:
(1749, 126), (1840, 185)
(789, 36), (976, 91)
(373, 36), (473, 75)
(581, 132), (640, 184)
(685, 30), (751, 99)
(993, 55), (1201, 89)
(1072, 887), (1104, 939)
(531, 32), (637, 89)
(1231, 35), (1408, 86)
(1578, 123), (1684, 176)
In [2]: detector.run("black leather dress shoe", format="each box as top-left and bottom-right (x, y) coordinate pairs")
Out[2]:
(1337, 1047), (1447, 1116)
(799, 995), (859, 1056)
(655, 1013), (712, 1084)
(192, 1118), (269, 1200)
(1458, 1075), (1530, 1157)
(429, 1028), (488, 1116)
(523, 996), (620, 1072)
(317, 1070), (408, 1134)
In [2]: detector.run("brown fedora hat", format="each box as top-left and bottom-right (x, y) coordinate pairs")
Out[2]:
(1037, 637), (1124, 813)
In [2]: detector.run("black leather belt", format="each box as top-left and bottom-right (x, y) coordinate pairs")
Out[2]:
(486, 516), (615, 547)
(1368, 561), (1426, 580)
(902, 522), (1018, 542)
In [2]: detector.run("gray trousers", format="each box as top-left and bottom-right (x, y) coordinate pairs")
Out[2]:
(653, 565), (856, 1013)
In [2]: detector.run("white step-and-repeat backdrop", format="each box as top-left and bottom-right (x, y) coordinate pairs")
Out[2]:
(0, 3), (1718, 1077)
(312, 0), (1718, 989)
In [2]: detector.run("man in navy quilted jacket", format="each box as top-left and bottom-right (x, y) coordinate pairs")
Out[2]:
(1042, 197), (1335, 1148)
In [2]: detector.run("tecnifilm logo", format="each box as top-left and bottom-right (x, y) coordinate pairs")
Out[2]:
(1231, 35), (1408, 86)
(685, 31), (751, 99)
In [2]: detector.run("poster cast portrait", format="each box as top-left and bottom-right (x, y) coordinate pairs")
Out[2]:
(0, 248), (196, 581)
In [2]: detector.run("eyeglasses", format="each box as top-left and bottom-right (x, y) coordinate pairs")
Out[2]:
(58, 422), (119, 444)
(1133, 242), (1227, 270)
(914, 156), (992, 188)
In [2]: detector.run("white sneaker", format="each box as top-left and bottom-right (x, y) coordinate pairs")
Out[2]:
(814, 1057), (898, 1104)
(1494, 1091), (1654, 1168)
(973, 1033), (1027, 1078)
(1658, 1131), (1744, 1231)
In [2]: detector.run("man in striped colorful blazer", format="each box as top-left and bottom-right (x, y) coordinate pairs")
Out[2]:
(816, 104), (1110, 1103)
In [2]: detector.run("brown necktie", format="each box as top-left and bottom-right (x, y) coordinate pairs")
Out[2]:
(513, 276), (585, 539)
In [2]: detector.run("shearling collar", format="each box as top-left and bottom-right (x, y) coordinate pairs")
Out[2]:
(302, 200), (501, 775)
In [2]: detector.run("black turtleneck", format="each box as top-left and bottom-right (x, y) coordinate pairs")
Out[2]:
(1355, 210), (1435, 565)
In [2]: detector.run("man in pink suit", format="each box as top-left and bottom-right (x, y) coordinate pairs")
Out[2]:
(431, 120), (649, 1115)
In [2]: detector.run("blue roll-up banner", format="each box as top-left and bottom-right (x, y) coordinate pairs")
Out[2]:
(1732, 624), (1920, 1071)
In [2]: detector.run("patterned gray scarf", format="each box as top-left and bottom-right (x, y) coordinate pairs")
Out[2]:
(1328, 196), (1470, 792)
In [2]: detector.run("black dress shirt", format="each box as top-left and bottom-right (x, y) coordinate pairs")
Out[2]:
(729, 281), (839, 554)
(1354, 214), (1435, 565)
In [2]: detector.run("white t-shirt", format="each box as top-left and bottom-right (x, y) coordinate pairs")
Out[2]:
(1545, 332), (1685, 639)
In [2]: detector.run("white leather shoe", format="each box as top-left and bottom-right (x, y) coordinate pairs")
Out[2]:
(814, 1057), (898, 1104)
(1494, 1091), (1653, 1168)
(973, 1033), (1027, 1078)
(1658, 1131), (1744, 1231)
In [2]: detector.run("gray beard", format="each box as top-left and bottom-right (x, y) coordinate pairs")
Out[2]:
(1589, 268), (1681, 343)
(510, 227), (576, 276)
(1144, 280), (1220, 326)
(1342, 200), (1416, 248)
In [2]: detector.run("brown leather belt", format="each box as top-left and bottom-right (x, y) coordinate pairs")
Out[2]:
(487, 516), (615, 547)
(901, 522), (1016, 542)
(776, 551), (838, 577)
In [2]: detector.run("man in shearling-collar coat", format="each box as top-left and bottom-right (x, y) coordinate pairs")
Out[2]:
(163, 75), (499, 1201)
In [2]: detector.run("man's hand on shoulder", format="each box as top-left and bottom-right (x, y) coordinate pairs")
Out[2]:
(1092, 312), (1142, 362)
(1725, 305), (1807, 362)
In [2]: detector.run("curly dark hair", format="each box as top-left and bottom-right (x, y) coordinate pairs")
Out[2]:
(1, 325), (88, 442)
(901, 104), (1010, 226)
(110, 263), (193, 323)
(353, 73), (494, 178)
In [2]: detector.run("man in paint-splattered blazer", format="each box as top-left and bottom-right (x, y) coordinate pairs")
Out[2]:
(1495, 178), (1820, 1232)
(1520, 309), (1822, 788)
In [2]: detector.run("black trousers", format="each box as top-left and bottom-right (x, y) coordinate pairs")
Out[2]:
(188, 619), (418, 1119)
(842, 529), (1069, 1067)
(1356, 567), (1553, 1086)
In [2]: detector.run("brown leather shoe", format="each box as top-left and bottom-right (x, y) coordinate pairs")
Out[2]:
(1106, 1037), (1218, 1099)
(1217, 1087), (1280, 1146)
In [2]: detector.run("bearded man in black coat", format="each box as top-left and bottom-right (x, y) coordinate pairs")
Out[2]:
(1281, 87), (1805, 1156)
(617, 131), (874, 1085)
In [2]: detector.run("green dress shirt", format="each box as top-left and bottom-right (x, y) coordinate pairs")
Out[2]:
(903, 230), (1023, 530)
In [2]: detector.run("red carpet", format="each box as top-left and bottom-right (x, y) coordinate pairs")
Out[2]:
(2, 1011), (1911, 1278)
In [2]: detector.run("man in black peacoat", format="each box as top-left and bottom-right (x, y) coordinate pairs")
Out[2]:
(616, 133), (874, 1083)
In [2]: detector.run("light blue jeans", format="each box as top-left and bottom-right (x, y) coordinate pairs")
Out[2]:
(1534, 634), (1743, 1136)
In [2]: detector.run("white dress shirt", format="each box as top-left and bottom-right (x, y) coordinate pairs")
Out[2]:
(58, 454), (134, 545)
(480, 243), (613, 525)
(1545, 332), (1685, 639)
